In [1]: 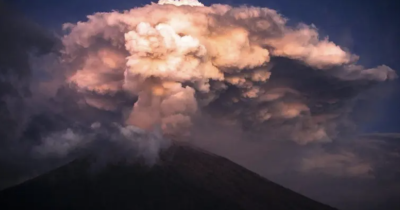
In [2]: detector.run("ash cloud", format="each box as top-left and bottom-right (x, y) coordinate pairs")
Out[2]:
(61, 0), (395, 144)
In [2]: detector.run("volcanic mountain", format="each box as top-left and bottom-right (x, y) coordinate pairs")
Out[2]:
(0, 143), (338, 210)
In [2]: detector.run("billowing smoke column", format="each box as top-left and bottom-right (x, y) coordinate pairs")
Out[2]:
(63, 0), (396, 144)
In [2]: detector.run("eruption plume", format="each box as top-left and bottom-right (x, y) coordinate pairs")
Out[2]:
(61, 0), (396, 143)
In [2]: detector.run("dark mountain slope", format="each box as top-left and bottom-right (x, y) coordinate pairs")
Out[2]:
(0, 143), (338, 210)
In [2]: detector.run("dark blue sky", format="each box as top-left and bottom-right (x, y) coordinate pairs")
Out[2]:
(6, 0), (400, 132)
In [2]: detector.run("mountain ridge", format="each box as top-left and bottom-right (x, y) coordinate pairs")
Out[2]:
(0, 143), (338, 210)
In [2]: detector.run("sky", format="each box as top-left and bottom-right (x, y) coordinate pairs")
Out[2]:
(1, 0), (400, 210)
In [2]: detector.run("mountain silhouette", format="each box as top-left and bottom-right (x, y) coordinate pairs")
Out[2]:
(0, 143), (338, 210)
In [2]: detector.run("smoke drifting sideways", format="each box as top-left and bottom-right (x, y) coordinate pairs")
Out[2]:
(0, 0), (397, 189)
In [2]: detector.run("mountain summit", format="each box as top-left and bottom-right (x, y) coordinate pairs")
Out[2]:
(0, 143), (337, 210)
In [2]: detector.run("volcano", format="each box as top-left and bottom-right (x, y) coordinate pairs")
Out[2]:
(0, 143), (337, 210)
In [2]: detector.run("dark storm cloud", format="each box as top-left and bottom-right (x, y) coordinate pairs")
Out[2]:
(0, 2), (61, 188)
(0, 2), (59, 143)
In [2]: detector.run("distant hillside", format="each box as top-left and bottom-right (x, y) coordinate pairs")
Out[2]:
(360, 133), (400, 140)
